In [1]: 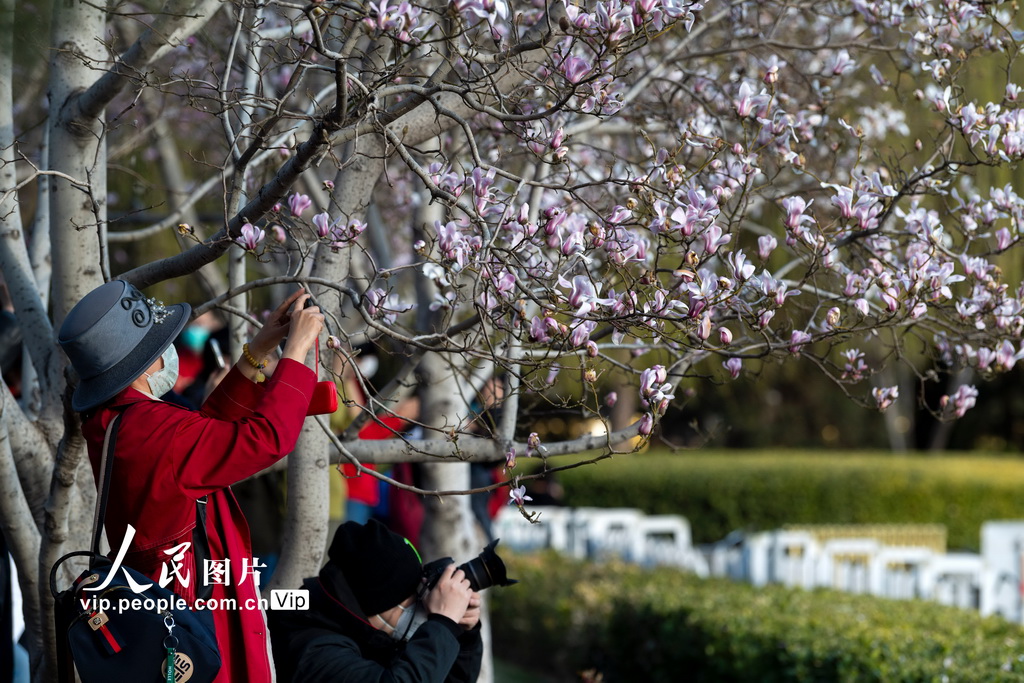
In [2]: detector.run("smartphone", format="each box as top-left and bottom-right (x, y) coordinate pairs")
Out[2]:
(208, 338), (226, 369)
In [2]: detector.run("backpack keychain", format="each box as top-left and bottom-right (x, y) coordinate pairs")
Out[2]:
(163, 613), (178, 683)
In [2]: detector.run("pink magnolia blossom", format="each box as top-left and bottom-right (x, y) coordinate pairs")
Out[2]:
(637, 413), (654, 436)
(312, 212), (333, 238)
(454, 0), (508, 24)
(569, 320), (596, 348)
(696, 314), (712, 341)
(826, 49), (856, 76)
(977, 347), (996, 370)
(872, 386), (899, 410)
(723, 357), (742, 379)
(236, 223), (265, 251)
(757, 235), (777, 260)
(995, 340), (1024, 371)
(782, 196), (814, 230)
(545, 365), (560, 385)
(734, 82), (768, 117)
(508, 484), (532, 506)
(288, 193), (312, 217)
(941, 384), (979, 418)
(841, 348), (869, 381)
(789, 330), (812, 353)
(996, 227), (1012, 250)
(701, 224), (731, 255)
(639, 365), (674, 410)
(559, 54), (592, 84)
(529, 316), (560, 343)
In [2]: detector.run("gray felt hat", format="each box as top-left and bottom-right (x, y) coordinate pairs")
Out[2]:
(58, 280), (190, 412)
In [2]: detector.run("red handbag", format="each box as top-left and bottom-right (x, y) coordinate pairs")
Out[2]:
(307, 344), (338, 415)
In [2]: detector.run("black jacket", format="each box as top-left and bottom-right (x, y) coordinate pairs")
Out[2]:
(269, 564), (483, 683)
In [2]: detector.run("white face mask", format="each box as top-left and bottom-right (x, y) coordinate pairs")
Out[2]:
(377, 601), (428, 641)
(145, 345), (179, 397)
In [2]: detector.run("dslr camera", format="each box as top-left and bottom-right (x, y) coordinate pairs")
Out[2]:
(420, 539), (517, 594)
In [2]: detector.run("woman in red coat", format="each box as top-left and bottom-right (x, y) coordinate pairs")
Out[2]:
(58, 280), (324, 683)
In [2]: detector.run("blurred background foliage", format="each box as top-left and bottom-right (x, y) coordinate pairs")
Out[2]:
(531, 452), (1024, 550)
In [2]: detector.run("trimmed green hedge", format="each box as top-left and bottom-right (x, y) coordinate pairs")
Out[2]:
(491, 552), (1024, 682)
(539, 451), (1024, 550)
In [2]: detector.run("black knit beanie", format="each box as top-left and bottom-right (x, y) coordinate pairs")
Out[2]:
(327, 519), (422, 616)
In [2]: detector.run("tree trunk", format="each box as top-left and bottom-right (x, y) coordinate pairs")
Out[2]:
(270, 418), (331, 591)
(47, 0), (107, 322)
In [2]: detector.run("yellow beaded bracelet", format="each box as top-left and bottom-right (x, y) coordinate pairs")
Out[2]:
(241, 343), (268, 383)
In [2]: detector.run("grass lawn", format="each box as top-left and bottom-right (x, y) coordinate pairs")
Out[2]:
(494, 657), (564, 683)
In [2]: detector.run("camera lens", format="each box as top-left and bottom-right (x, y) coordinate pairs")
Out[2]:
(457, 540), (515, 592)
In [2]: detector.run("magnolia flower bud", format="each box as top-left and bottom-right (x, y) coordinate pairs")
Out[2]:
(638, 413), (654, 436)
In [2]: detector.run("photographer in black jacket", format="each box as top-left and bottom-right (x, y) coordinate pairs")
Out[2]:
(270, 520), (483, 683)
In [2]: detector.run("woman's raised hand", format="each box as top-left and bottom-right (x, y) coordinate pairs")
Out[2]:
(249, 288), (305, 359)
(281, 292), (325, 363)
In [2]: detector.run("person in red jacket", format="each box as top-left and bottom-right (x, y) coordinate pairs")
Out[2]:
(58, 280), (324, 683)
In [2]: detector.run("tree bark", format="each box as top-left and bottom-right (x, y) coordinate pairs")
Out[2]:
(271, 135), (385, 586)
(270, 417), (331, 591)
(47, 0), (108, 323)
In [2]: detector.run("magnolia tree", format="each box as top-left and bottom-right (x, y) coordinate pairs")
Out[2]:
(3, 0), (1024, 677)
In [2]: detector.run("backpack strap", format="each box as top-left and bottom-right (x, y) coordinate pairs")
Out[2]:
(91, 411), (214, 600)
(194, 496), (212, 601)
(90, 414), (122, 561)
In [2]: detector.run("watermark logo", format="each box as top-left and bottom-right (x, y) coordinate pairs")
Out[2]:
(85, 525), (268, 594)
(79, 524), (298, 612)
(79, 591), (309, 614)
(270, 589), (309, 611)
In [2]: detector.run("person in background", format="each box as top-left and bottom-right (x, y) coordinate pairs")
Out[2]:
(332, 344), (419, 527)
(57, 281), (323, 683)
(269, 520), (482, 683)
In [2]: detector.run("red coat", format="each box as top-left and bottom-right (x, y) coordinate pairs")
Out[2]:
(83, 359), (315, 683)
